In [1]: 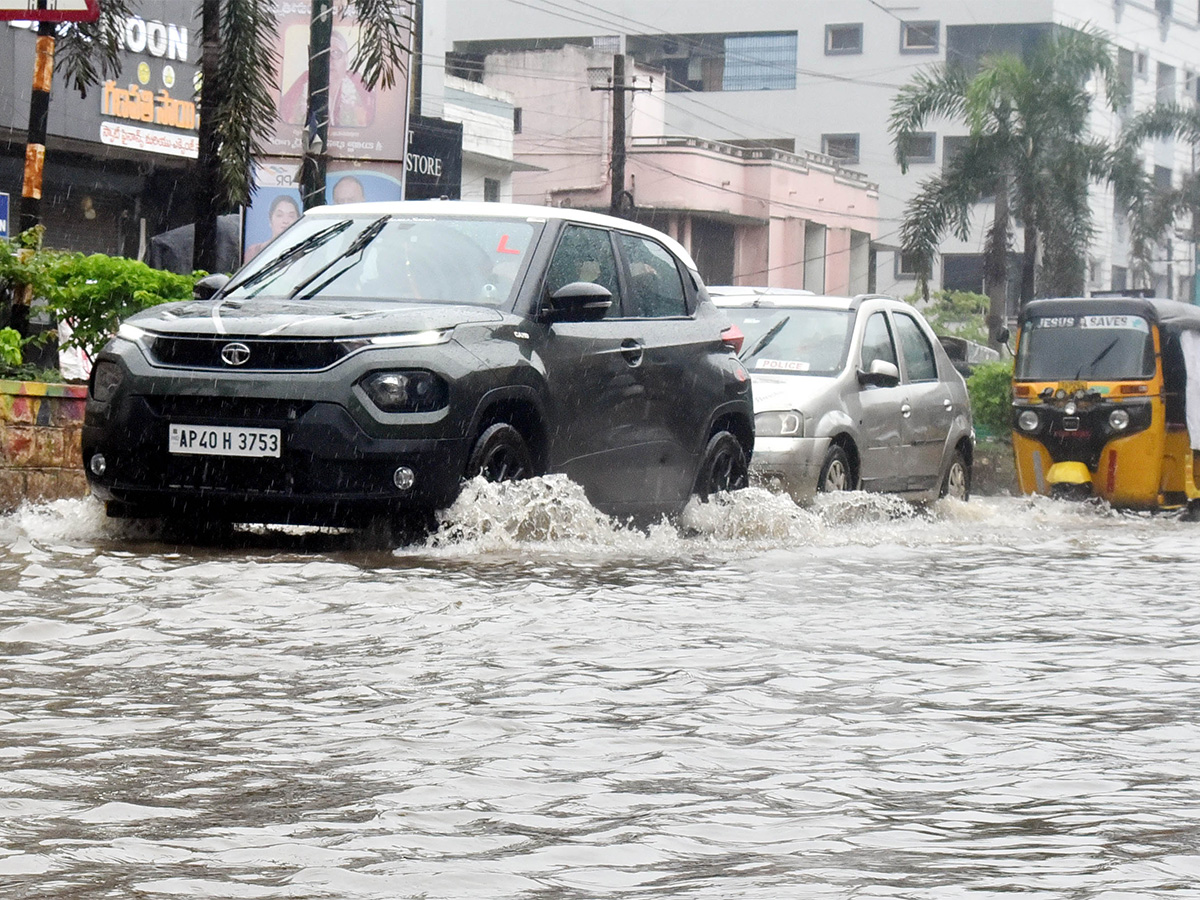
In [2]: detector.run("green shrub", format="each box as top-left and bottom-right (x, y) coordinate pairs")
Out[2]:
(906, 288), (991, 346)
(2, 232), (198, 363)
(967, 359), (1014, 439)
(0, 327), (21, 367)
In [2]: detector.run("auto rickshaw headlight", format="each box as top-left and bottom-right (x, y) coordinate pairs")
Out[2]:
(1017, 410), (1040, 433)
(1109, 408), (1131, 431)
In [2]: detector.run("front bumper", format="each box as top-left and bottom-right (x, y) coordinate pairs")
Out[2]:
(748, 435), (831, 501)
(83, 393), (470, 525)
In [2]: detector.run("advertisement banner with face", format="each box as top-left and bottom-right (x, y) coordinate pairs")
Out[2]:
(242, 158), (404, 264)
(263, 5), (412, 163)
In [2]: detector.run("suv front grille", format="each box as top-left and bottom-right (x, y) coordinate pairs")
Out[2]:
(147, 336), (348, 371)
(144, 396), (313, 423)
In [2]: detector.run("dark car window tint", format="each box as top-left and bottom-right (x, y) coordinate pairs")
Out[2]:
(860, 312), (898, 370)
(545, 225), (621, 313)
(616, 233), (687, 317)
(893, 312), (938, 381)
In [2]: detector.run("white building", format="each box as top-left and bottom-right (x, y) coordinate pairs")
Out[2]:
(438, 0), (1200, 306)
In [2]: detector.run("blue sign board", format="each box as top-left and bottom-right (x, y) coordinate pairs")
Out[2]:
(0, 192), (8, 239)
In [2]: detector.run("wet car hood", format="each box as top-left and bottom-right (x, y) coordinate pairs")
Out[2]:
(128, 297), (505, 338)
(748, 372), (843, 412)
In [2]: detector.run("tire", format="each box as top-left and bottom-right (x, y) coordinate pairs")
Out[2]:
(693, 431), (749, 501)
(817, 445), (853, 493)
(466, 422), (535, 483)
(939, 449), (971, 501)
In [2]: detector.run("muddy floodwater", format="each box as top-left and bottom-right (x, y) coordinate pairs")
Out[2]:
(1, 478), (1199, 899)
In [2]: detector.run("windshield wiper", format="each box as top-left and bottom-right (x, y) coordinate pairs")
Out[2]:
(740, 316), (790, 361)
(289, 216), (391, 299)
(1077, 337), (1118, 378)
(226, 220), (354, 296)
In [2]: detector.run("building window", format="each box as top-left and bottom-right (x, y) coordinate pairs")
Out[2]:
(722, 32), (798, 91)
(901, 20), (939, 53)
(513, 108), (522, 134)
(825, 23), (863, 55)
(1155, 165), (1173, 189)
(1136, 51), (1149, 79)
(896, 251), (924, 279)
(822, 133), (860, 164)
(1112, 265), (1128, 291)
(484, 178), (501, 202)
(899, 132), (936, 165)
(1158, 63), (1176, 104)
(627, 32), (796, 93)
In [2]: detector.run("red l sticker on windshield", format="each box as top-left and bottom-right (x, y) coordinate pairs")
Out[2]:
(497, 235), (521, 254)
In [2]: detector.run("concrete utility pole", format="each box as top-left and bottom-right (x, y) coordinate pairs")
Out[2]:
(591, 54), (650, 218)
(299, 0), (333, 210)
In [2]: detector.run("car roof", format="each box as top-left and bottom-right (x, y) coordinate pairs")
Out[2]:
(302, 199), (700, 271)
(708, 286), (895, 313)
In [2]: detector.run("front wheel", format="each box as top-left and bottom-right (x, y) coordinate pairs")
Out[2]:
(693, 431), (749, 501)
(817, 445), (853, 493)
(466, 423), (535, 483)
(939, 449), (971, 501)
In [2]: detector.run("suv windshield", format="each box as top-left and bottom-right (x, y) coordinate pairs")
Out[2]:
(722, 306), (852, 376)
(224, 215), (542, 306)
(1016, 313), (1156, 381)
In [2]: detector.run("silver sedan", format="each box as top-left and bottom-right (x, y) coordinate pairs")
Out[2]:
(710, 287), (974, 503)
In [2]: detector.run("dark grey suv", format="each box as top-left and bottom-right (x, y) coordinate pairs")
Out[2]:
(82, 202), (753, 527)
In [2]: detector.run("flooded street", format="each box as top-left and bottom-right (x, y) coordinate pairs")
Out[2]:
(1, 480), (1199, 899)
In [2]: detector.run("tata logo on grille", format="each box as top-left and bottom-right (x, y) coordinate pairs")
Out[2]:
(220, 342), (252, 366)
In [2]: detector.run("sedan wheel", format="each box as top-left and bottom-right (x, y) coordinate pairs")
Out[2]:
(939, 450), (970, 501)
(466, 423), (535, 483)
(818, 445), (853, 493)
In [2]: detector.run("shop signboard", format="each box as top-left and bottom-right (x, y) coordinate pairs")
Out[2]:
(0, 192), (8, 239)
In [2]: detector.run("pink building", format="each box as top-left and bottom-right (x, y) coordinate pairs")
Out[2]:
(477, 46), (880, 293)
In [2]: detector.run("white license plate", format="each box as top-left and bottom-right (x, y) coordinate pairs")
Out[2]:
(168, 424), (282, 458)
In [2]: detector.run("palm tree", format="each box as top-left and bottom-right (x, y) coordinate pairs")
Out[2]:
(889, 27), (1125, 342)
(1118, 102), (1200, 294)
(56, 0), (411, 273)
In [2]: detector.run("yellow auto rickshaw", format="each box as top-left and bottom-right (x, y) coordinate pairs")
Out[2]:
(1011, 296), (1200, 510)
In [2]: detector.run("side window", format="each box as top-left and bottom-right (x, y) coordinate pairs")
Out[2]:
(544, 225), (622, 314)
(892, 312), (939, 381)
(616, 233), (688, 317)
(860, 312), (898, 371)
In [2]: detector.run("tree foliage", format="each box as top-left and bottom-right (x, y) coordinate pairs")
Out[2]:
(889, 27), (1125, 307)
(967, 360), (1015, 438)
(909, 289), (991, 346)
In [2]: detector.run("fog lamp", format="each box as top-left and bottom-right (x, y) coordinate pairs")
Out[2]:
(1109, 408), (1131, 431)
(1017, 410), (1040, 433)
(89, 453), (107, 476)
(393, 466), (416, 490)
(1064, 401), (1077, 416)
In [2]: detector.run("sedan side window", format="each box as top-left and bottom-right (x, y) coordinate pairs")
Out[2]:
(545, 225), (622, 315)
(892, 312), (939, 381)
(861, 312), (898, 370)
(616, 233), (688, 317)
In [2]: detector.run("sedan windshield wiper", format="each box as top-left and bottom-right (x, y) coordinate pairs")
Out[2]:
(226, 220), (354, 296)
(740, 316), (790, 361)
(289, 215), (391, 299)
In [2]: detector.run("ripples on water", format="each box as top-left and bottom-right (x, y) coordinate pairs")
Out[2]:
(1, 479), (1199, 899)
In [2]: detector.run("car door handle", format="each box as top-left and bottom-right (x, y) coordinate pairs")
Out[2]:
(944, 398), (953, 411)
(900, 403), (912, 418)
(621, 339), (643, 367)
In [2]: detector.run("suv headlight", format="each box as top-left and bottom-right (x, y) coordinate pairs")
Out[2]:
(755, 410), (804, 437)
(90, 360), (124, 403)
(359, 370), (448, 413)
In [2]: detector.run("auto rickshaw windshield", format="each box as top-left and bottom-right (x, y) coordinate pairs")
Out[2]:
(1015, 314), (1156, 381)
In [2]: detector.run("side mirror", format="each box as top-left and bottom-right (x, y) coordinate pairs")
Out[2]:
(543, 281), (612, 322)
(857, 358), (900, 387)
(193, 273), (231, 300)
(995, 326), (1010, 345)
